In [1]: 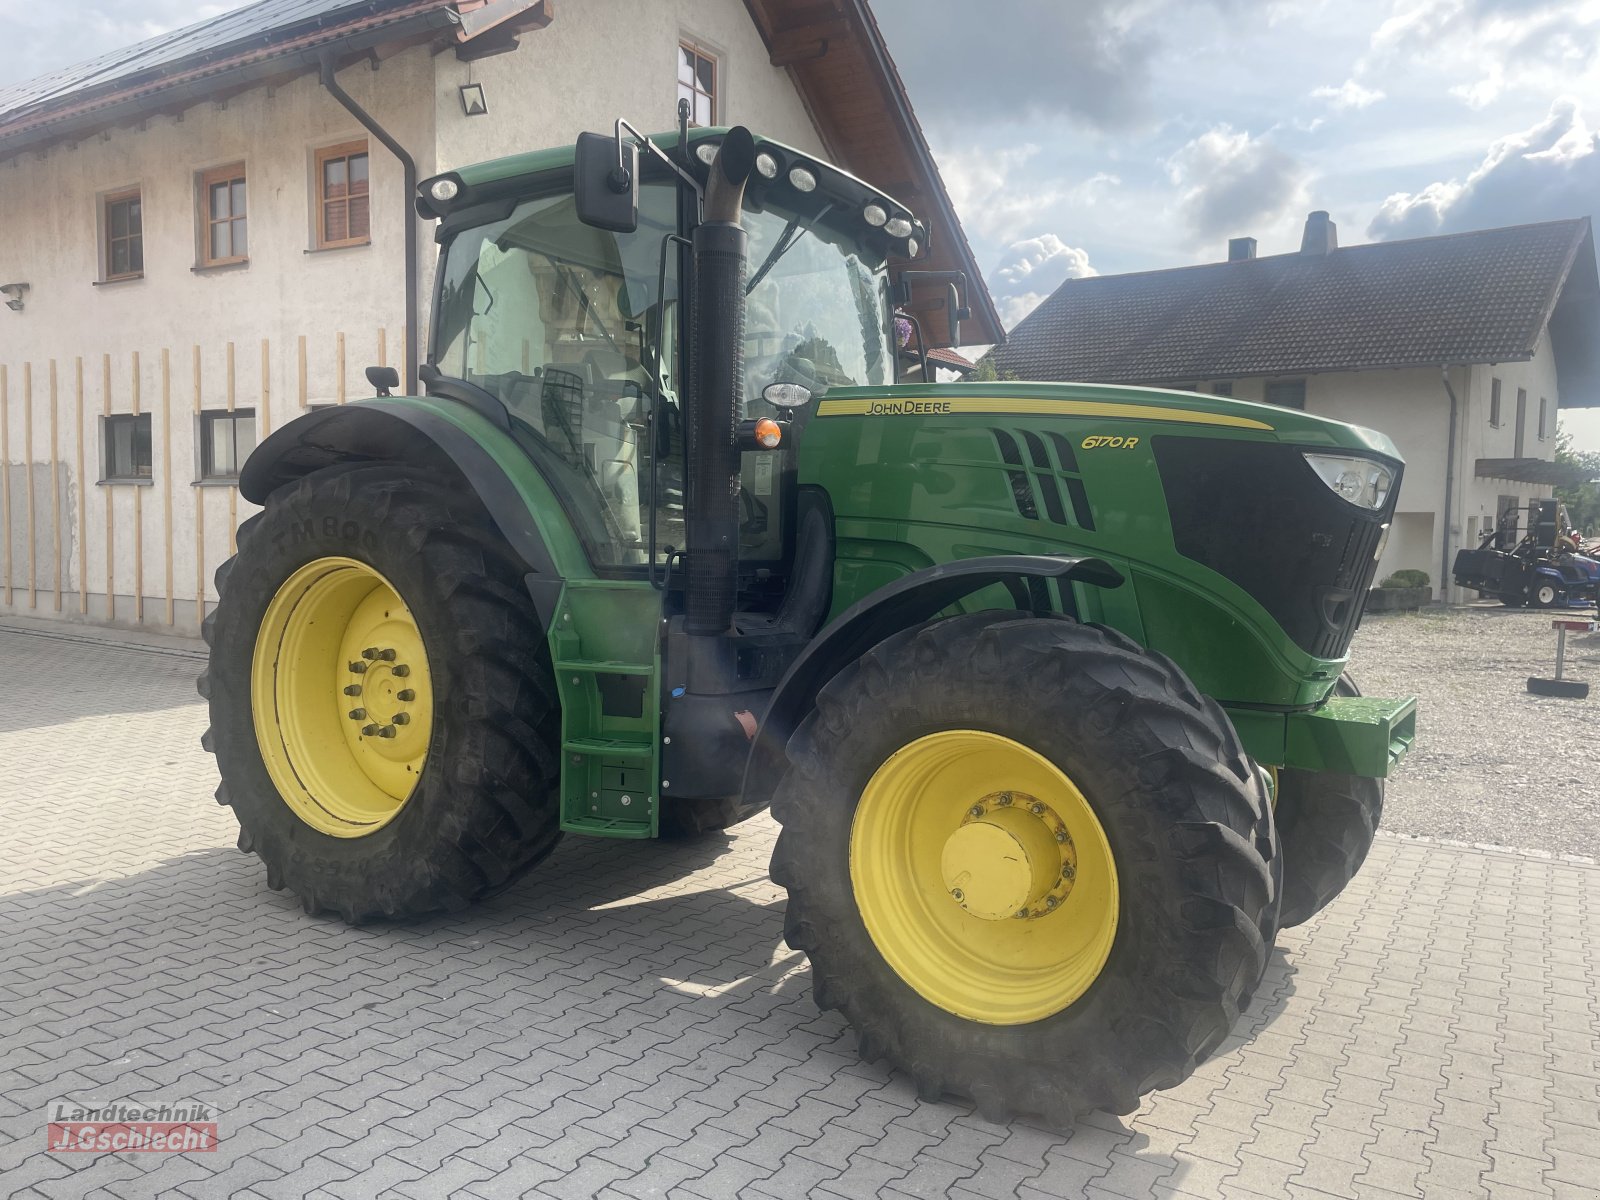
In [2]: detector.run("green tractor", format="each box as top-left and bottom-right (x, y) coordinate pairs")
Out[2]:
(201, 121), (1415, 1125)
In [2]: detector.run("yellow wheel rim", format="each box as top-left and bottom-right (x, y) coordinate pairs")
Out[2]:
(849, 730), (1119, 1025)
(251, 557), (433, 838)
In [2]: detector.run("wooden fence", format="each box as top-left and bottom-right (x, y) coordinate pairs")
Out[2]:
(0, 328), (399, 633)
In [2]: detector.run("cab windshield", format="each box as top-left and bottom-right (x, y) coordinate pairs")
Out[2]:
(430, 176), (894, 568)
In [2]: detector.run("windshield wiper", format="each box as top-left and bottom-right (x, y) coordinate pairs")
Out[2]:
(746, 203), (834, 296)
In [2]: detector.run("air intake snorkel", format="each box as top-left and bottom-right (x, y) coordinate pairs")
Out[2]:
(683, 127), (757, 636)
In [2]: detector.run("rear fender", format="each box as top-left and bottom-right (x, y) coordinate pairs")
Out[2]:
(739, 554), (1124, 813)
(239, 399), (591, 620)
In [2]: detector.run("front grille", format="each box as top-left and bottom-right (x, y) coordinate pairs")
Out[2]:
(1152, 437), (1401, 659)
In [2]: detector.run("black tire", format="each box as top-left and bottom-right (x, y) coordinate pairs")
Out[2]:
(1273, 673), (1384, 928)
(1527, 677), (1590, 698)
(658, 796), (764, 838)
(770, 611), (1279, 1128)
(198, 464), (562, 923)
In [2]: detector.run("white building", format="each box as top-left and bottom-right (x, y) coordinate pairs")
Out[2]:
(989, 211), (1600, 602)
(0, 0), (999, 634)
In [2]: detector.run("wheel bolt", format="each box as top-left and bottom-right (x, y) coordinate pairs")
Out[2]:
(349, 661), (368, 673)
(969, 804), (984, 817)
(997, 794), (1012, 806)
(392, 713), (410, 726)
(1045, 896), (1059, 910)
(361, 647), (380, 660)
(1055, 830), (1068, 843)
(397, 689), (415, 702)
(378, 725), (397, 739)
(392, 665), (410, 677)
(348, 708), (366, 720)
(1029, 802), (1045, 815)
(362, 724), (380, 736)
(1062, 864), (1076, 880)
(378, 648), (397, 661)
(1014, 908), (1029, 919)
(343, 684), (362, 696)
(951, 888), (964, 902)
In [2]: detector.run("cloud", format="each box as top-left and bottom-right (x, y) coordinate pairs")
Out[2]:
(1312, 79), (1386, 109)
(1363, 0), (1600, 109)
(1368, 96), (1599, 237)
(869, 0), (1202, 131)
(1166, 126), (1311, 243)
(991, 234), (1097, 329)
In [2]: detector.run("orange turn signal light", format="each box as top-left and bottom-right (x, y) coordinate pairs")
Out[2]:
(754, 418), (782, 449)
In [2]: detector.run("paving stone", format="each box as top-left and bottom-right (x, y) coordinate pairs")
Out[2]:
(4, 628), (1600, 1200)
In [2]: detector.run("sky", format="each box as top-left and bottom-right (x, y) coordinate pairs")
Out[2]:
(2, 0), (1597, 443)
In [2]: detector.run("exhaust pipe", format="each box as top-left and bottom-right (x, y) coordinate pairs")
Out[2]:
(684, 127), (756, 635)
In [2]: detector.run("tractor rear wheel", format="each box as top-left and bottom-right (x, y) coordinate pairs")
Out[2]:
(770, 611), (1279, 1128)
(199, 464), (563, 922)
(1273, 673), (1384, 928)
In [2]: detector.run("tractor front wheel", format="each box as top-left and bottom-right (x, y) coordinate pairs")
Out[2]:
(199, 464), (562, 922)
(1273, 674), (1384, 928)
(770, 612), (1280, 1127)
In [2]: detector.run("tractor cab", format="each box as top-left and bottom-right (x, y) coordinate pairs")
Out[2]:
(421, 124), (917, 616)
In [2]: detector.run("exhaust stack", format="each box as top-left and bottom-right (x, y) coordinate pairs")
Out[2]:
(684, 127), (756, 635)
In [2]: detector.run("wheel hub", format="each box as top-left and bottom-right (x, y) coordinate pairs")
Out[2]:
(252, 557), (433, 838)
(940, 793), (1076, 920)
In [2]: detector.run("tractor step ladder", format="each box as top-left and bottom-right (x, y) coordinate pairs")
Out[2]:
(548, 580), (663, 837)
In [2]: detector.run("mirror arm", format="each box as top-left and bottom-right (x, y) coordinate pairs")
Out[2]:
(615, 117), (704, 202)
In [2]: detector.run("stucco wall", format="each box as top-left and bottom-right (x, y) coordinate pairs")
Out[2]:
(0, 3), (829, 635)
(431, 0), (827, 176)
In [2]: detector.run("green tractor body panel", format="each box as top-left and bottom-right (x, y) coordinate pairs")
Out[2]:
(793, 381), (1408, 775)
(342, 395), (667, 836)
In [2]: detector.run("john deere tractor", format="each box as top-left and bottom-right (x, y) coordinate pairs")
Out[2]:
(201, 121), (1415, 1125)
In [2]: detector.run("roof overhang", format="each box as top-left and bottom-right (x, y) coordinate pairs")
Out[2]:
(0, 1), (553, 163)
(1476, 458), (1596, 487)
(741, 0), (1002, 349)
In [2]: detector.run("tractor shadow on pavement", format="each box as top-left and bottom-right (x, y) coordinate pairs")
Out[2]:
(3, 814), (1301, 1191)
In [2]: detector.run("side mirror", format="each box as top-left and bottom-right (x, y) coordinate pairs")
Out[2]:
(366, 365), (400, 396)
(575, 130), (638, 233)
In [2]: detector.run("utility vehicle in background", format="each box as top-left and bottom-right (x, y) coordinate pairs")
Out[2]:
(1454, 498), (1600, 608)
(201, 117), (1416, 1126)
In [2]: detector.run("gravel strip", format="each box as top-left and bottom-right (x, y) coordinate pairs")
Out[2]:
(1348, 603), (1600, 858)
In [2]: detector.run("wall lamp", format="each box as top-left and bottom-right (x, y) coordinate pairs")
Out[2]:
(459, 83), (488, 117)
(1, 282), (28, 312)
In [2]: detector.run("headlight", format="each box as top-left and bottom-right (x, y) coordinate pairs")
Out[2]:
(884, 215), (914, 239)
(694, 141), (721, 165)
(1302, 453), (1394, 511)
(862, 202), (888, 228)
(754, 151), (780, 179)
(429, 178), (459, 203)
(788, 165), (817, 192)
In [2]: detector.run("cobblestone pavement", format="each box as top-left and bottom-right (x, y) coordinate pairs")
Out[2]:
(2, 623), (1599, 1200)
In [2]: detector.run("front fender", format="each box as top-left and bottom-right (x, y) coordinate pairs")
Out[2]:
(240, 398), (595, 617)
(739, 554), (1124, 814)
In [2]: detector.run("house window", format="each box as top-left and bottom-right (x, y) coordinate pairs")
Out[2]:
(200, 163), (248, 266)
(678, 40), (717, 126)
(315, 141), (370, 249)
(102, 414), (153, 481)
(199, 409), (256, 480)
(1539, 397), (1549, 441)
(1212, 381), (1234, 397)
(1489, 377), (1502, 427)
(1264, 379), (1306, 409)
(103, 189), (144, 281)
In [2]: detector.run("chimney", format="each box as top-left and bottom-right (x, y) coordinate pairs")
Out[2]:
(1300, 210), (1337, 255)
(1228, 237), (1257, 262)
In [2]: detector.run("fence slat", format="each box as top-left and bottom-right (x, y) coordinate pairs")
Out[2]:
(194, 346), (205, 627)
(1, 365), (10, 607)
(24, 362), (34, 609)
(75, 358), (86, 614)
(131, 351), (143, 623)
(49, 361), (60, 612)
